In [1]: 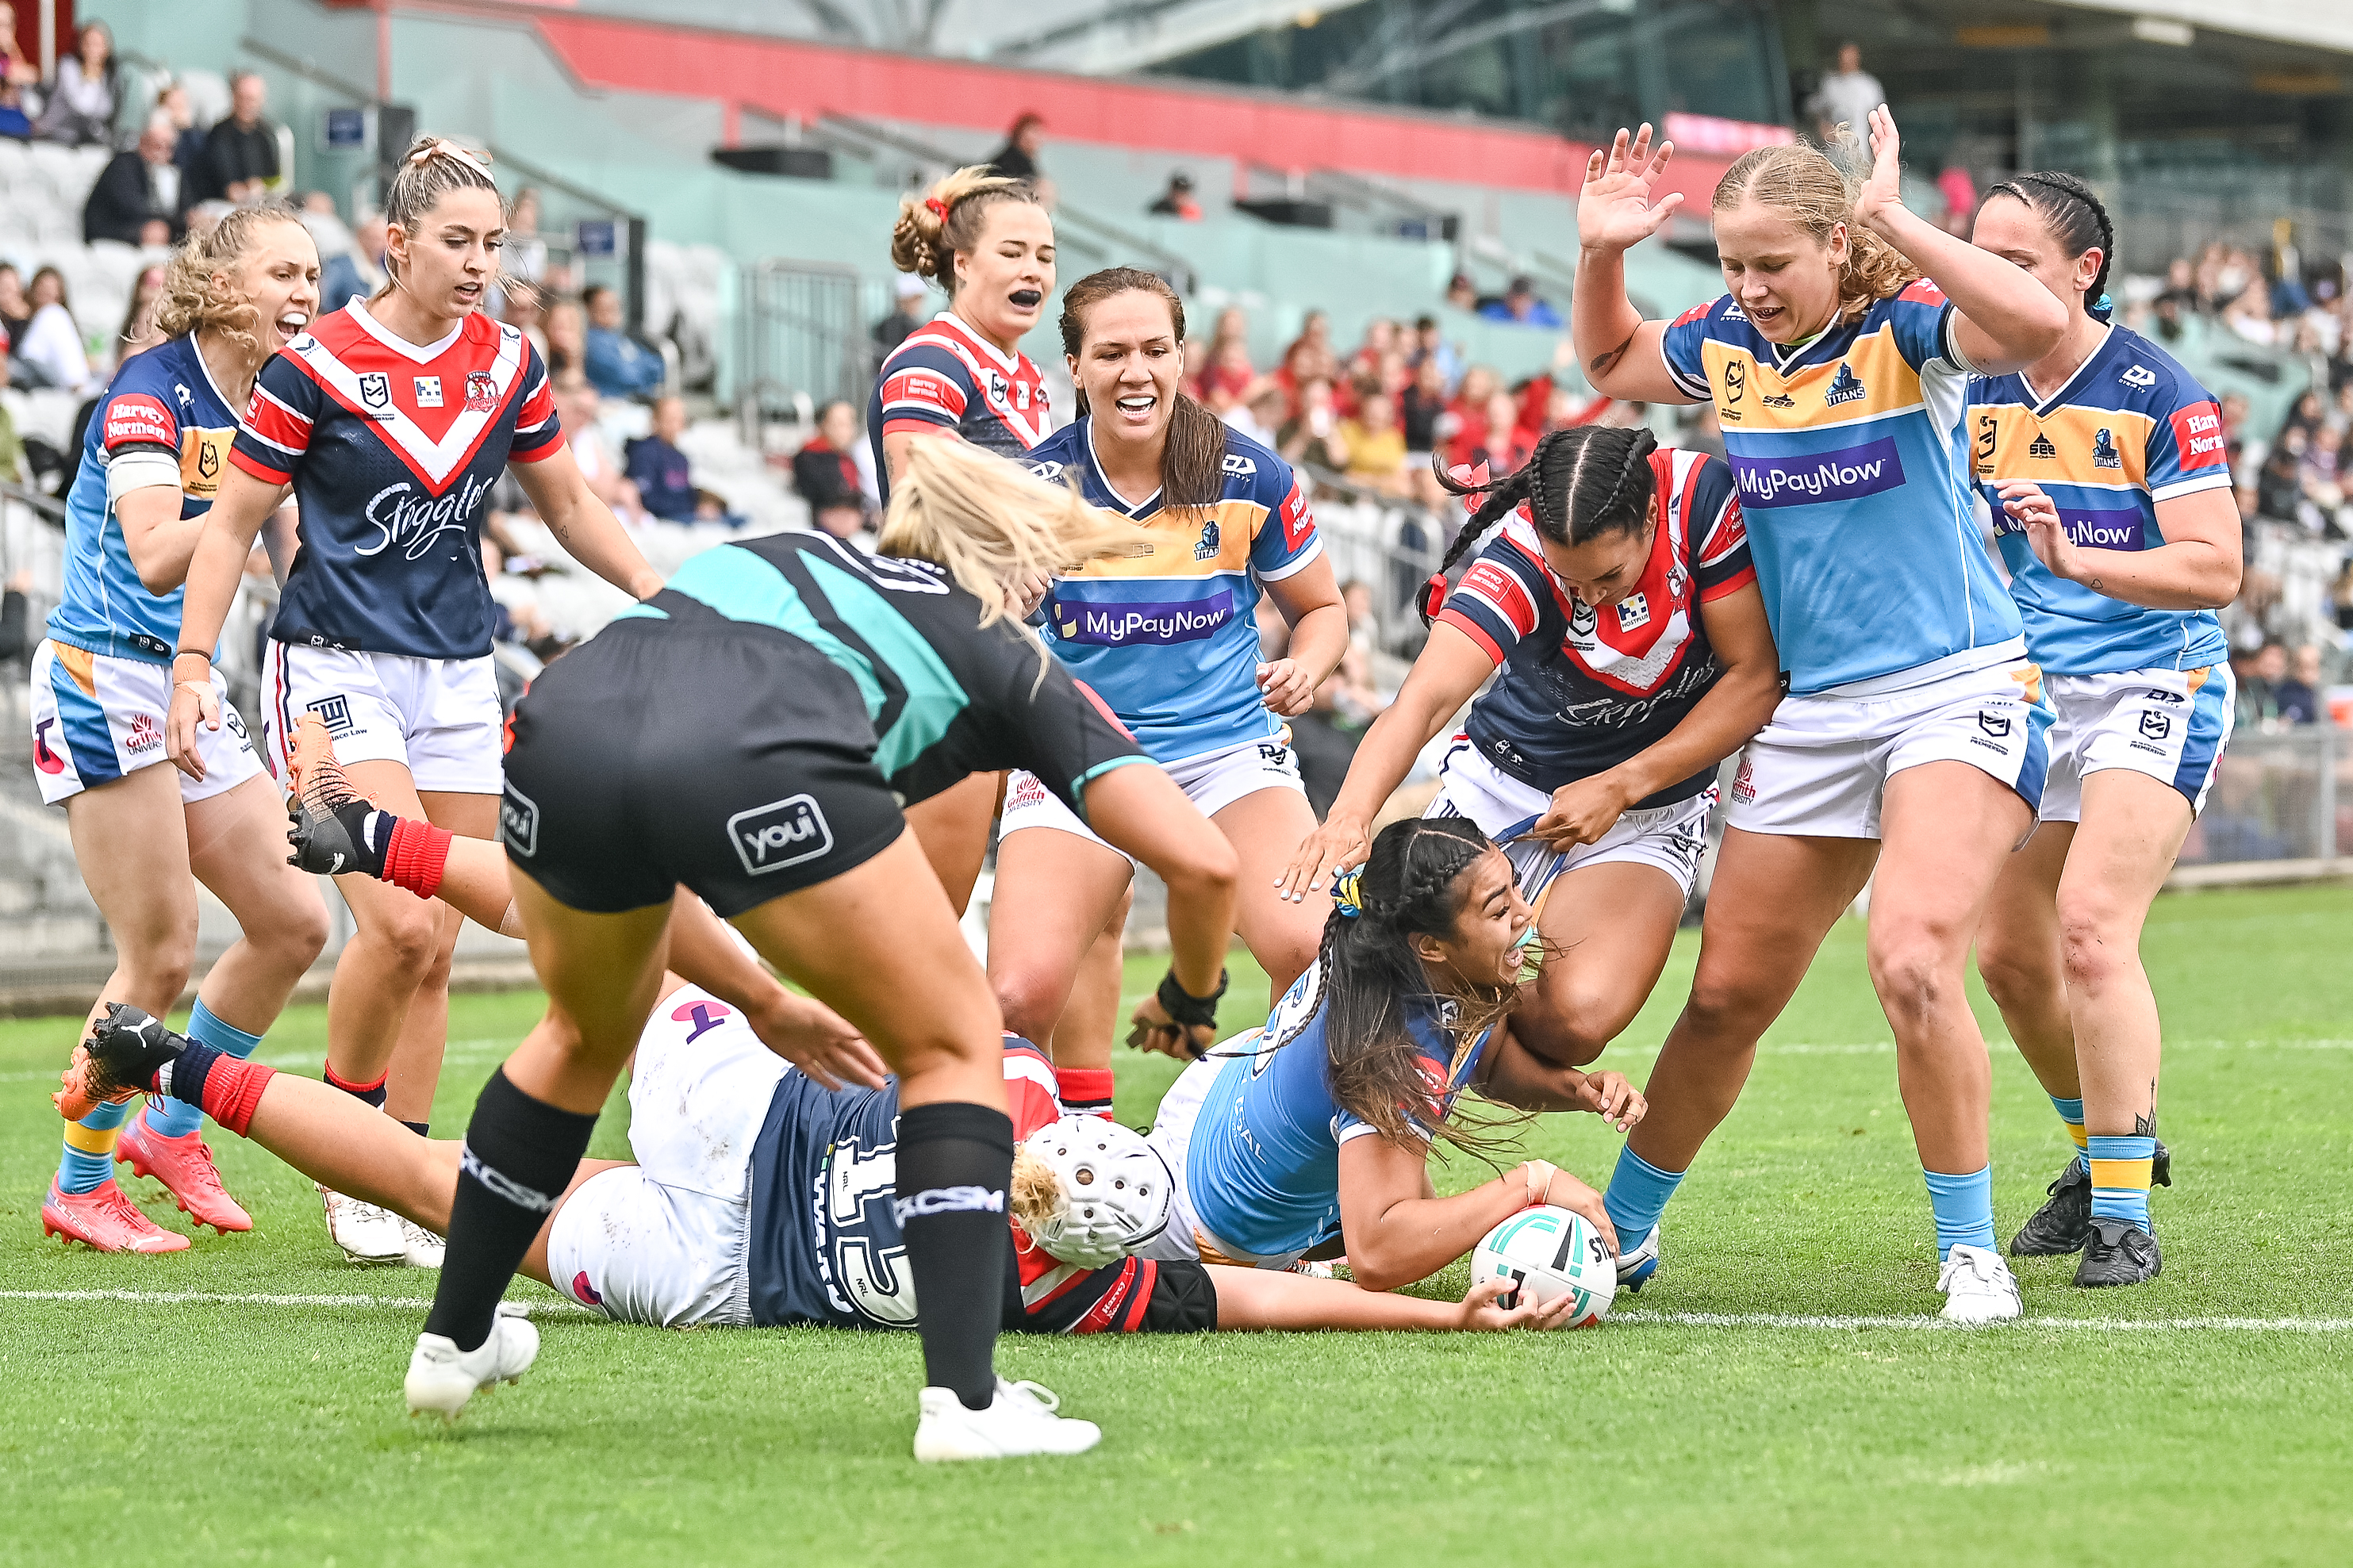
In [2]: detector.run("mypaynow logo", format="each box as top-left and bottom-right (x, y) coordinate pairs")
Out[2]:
(1994, 507), (2144, 549)
(1057, 588), (1234, 646)
(1731, 436), (1905, 508)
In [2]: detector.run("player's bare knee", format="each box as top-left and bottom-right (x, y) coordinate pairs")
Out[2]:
(362, 902), (441, 969)
(1867, 931), (1963, 1027)
(1975, 940), (2057, 1016)
(991, 968), (1066, 1044)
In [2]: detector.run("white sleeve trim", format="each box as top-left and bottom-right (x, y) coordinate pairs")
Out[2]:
(1939, 306), (1982, 378)
(1256, 534), (1326, 583)
(105, 449), (183, 506)
(2149, 471), (2235, 504)
(1660, 334), (1711, 400)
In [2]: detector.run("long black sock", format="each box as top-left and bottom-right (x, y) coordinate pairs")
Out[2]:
(424, 1068), (597, 1352)
(894, 1101), (1015, 1412)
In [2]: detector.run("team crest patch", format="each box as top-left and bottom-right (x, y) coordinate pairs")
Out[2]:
(305, 695), (356, 738)
(414, 376), (443, 408)
(2093, 429), (2121, 470)
(1824, 363), (1866, 406)
(2139, 710), (2171, 741)
(1195, 518), (1222, 559)
(358, 372), (391, 412)
(1976, 710), (2013, 739)
(1720, 361), (1746, 421)
(465, 372), (498, 412)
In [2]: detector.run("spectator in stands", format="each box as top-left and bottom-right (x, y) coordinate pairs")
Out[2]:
(33, 20), (115, 146)
(1408, 312), (1461, 388)
(2275, 644), (2324, 725)
(195, 71), (281, 204)
(556, 377), (639, 517)
(1480, 274), (1560, 329)
(85, 114), (192, 247)
(1934, 161), (1976, 236)
(623, 395), (700, 523)
(1199, 336), (1256, 414)
(1339, 388), (1408, 496)
(543, 296), (586, 380)
(1226, 381), (1286, 449)
(0, 332), (21, 477)
(2222, 281), (2274, 346)
(1149, 170), (1203, 220)
(15, 266), (90, 393)
(793, 399), (870, 542)
(2238, 640), (2289, 730)
(873, 271), (928, 356)
(320, 210), (387, 312)
(1444, 273), (1478, 314)
(985, 111), (1045, 184)
(504, 187), (548, 282)
(1399, 355), (1451, 508)
(582, 283), (664, 401)
(159, 82), (206, 178)
(2149, 286), (2190, 346)
(109, 261), (168, 366)
(0, 2), (37, 95)
(1277, 376), (1349, 473)
(0, 263), (32, 352)
(1806, 40), (1883, 146)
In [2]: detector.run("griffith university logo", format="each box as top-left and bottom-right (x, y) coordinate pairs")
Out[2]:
(1823, 362), (1866, 406)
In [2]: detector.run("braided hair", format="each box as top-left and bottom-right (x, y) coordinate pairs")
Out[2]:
(1264, 817), (1525, 1158)
(1417, 424), (1661, 624)
(1983, 171), (2116, 321)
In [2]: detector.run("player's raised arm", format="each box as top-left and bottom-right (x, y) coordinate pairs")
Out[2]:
(1572, 125), (1698, 404)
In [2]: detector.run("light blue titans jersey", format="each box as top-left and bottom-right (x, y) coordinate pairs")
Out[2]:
(1026, 417), (1323, 762)
(46, 335), (239, 662)
(1660, 282), (2023, 693)
(1184, 959), (1491, 1263)
(1968, 324), (2232, 676)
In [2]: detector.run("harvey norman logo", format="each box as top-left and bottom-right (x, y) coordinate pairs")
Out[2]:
(1729, 436), (1905, 508)
(1055, 588), (1234, 646)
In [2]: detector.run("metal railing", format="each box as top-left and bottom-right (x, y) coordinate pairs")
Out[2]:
(2180, 723), (2349, 876)
(733, 259), (875, 446)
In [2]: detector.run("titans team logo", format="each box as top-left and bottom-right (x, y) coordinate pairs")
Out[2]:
(2093, 428), (2122, 470)
(1824, 362), (1866, 406)
(1195, 517), (1221, 560)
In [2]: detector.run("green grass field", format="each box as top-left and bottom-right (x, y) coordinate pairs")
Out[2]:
(4, 884), (2350, 1567)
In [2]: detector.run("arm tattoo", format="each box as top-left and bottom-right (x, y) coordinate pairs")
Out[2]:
(1588, 332), (1637, 376)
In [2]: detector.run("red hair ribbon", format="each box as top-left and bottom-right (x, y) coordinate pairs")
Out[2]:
(924, 197), (951, 223)
(1419, 573), (1450, 619)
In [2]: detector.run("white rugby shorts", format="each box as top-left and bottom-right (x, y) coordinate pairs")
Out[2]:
(29, 640), (260, 807)
(999, 731), (1306, 860)
(1423, 738), (1714, 907)
(543, 986), (783, 1328)
(1725, 644), (2054, 840)
(1138, 1049), (1307, 1271)
(260, 642), (503, 794)
(2038, 665), (2234, 824)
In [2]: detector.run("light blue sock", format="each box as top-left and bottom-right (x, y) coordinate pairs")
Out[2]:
(1922, 1164), (1995, 1259)
(2087, 1135), (2156, 1231)
(1602, 1146), (1685, 1252)
(59, 1098), (131, 1194)
(2049, 1094), (2088, 1174)
(143, 1000), (262, 1138)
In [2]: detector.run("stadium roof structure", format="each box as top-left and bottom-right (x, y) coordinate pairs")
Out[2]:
(2048, 0), (2353, 58)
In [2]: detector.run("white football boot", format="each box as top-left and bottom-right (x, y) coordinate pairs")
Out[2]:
(399, 1217), (447, 1268)
(405, 1313), (540, 1420)
(319, 1183), (407, 1263)
(1937, 1243), (2024, 1324)
(913, 1378), (1103, 1461)
(1616, 1222), (1662, 1292)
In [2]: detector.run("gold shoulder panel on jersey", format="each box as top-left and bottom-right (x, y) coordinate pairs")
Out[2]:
(1701, 325), (1923, 431)
(1971, 404), (2154, 489)
(1064, 497), (1267, 579)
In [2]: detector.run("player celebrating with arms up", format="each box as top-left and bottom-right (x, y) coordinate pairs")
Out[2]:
(33, 208), (332, 1252)
(163, 140), (665, 1266)
(1965, 173), (2241, 1286)
(1572, 112), (2067, 1320)
(1279, 424), (1778, 1072)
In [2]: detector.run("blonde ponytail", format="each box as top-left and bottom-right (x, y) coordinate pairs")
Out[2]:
(877, 439), (1144, 629)
(1714, 136), (1920, 324)
(890, 165), (1044, 297)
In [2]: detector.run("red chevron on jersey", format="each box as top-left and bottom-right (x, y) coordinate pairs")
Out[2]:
(266, 306), (538, 495)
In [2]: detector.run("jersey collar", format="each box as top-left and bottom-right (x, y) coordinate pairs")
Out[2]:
(344, 298), (467, 365)
(1081, 416), (1165, 517)
(937, 310), (1023, 375)
(180, 329), (238, 416)
(2017, 322), (2116, 417)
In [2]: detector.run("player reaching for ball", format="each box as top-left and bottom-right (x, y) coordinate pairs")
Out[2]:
(990, 266), (1349, 1105)
(1963, 173), (2241, 1287)
(1572, 111), (2069, 1321)
(1146, 816), (1641, 1291)
(163, 138), (667, 1268)
(33, 208), (332, 1253)
(1278, 424), (1779, 1075)
(405, 440), (1247, 1460)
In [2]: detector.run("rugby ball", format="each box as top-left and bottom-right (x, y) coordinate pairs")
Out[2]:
(1471, 1205), (1616, 1328)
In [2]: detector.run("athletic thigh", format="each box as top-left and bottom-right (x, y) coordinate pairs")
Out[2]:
(1687, 827), (1877, 1028)
(1212, 786), (1329, 995)
(903, 770), (1002, 916)
(2055, 769), (2190, 937)
(1871, 760), (2033, 964)
(184, 773), (328, 938)
(1516, 859), (1687, 1065)
(1975, 818), (2074, 987)
(63, 762), (198, 953)
(988, 822), (1134, 1037)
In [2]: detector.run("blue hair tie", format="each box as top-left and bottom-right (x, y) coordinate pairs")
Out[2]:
(1331, 867), (1365, 919)
(2090, 292), (2115, 322)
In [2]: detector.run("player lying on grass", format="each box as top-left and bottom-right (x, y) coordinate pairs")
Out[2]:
(57, 988), (1584, 1340)
(1144, 815), (1645, 1290)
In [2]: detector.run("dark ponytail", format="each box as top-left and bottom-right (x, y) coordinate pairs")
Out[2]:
(1984, 171), (2116, 321)
(1264, 817), (1524, 1159)
(1418, 424), (1660, 623)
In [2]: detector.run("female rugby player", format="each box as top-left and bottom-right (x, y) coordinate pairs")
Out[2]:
(163, 139), (666, 1267)
(1152, 817), (1641, 1289)
(991, 266), (1350, 1088)
(33, 208), (332, 1253)
(1964, 174), (2240, 1287)
(1572, 111), (2068, 1320)
(1278, 424), (1779, 1071)
(406, 442), (1242, 1460)
(60, 987), (1580, 1346)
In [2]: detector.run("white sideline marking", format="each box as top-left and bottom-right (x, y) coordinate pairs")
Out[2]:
(0, 1288), (588, 1316)
(1614, 1310), (2353, 1333)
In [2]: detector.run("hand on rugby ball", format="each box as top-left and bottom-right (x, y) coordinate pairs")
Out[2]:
(1454, 1274), (1583, 1332)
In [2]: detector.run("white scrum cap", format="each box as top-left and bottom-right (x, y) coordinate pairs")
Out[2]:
(1021, 1115), (1173, 1269)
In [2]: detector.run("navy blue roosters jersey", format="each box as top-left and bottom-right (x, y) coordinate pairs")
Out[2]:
(866, 312), (1052, 508)
(1436, 448), (1755, 806)
(745, 1038), (1190, 1335)
(231, 302), (563, 660)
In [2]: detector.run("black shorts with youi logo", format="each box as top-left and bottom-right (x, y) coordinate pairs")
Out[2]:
(501, 617), (905, 917)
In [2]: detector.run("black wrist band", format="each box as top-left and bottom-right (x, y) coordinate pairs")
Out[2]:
(1157, 968), (1228, 1030)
